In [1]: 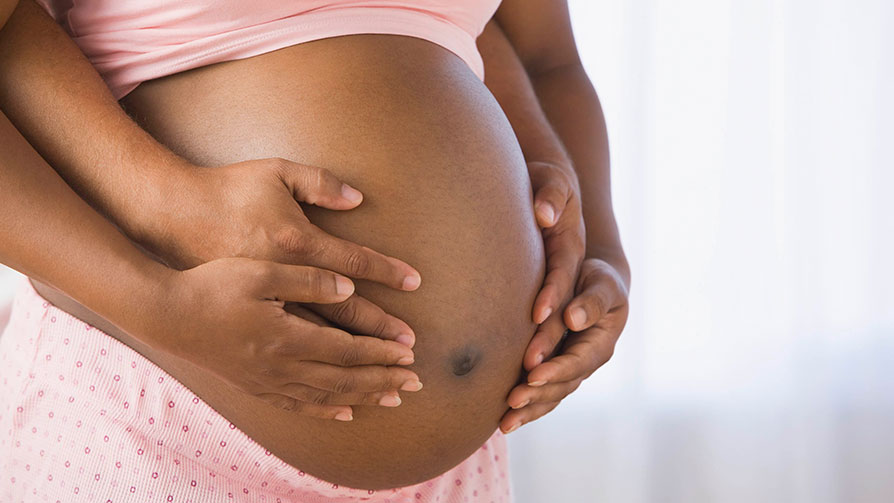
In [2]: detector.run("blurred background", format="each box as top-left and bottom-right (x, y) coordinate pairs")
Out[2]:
(1, 0), (891, 501)
(505, 0), (894, 502)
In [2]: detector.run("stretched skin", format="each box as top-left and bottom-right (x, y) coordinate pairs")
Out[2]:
(37, 34), (546, 489)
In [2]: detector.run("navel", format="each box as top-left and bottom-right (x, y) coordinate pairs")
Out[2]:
(448, 344), (482, 376)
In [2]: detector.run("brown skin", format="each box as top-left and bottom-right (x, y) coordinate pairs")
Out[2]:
(111, 35), (546, 487)
(0, 0), (424, 420)
(0, 77), (420, 426)
(480, 1), (631, 433)
(0, 0), (628, 486)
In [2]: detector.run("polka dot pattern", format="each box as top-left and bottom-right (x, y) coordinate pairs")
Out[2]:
(0, 279), (513, 502)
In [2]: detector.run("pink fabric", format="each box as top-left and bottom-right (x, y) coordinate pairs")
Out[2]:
(35, 0), (502, 99)
(0, 278), (513, 502)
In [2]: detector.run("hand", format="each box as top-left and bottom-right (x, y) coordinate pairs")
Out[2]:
(525, 160), (586, 365)
(500, 258), (629, 433)
(140, 157), (422, 347)
(156, 257), (424, 421)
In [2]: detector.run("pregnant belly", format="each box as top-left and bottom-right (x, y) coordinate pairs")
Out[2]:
(41, 34), (545, 489)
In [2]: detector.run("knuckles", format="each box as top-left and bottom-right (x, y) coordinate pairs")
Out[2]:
(270, 395), (303, 412)
(336, 343), (362, 367)
(329, 300), (361, 327)
(330, 374), (357, 394)
(273, 227), (309, 257)
(343, 249), (372, 277)
(307, 389), (334, 406)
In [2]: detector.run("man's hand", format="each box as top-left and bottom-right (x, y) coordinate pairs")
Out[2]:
(501, 257), (629, 433)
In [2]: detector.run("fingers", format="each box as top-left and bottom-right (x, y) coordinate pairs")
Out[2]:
(270, 158), (423, 292)
(283, 302), (337, 327)
(525, 328), (616, 386)
(254, 393), (355, 421)
(287, 360), (422, 394)
(531, 230), (583, 324)
(521, 309), (567, 372)
(506, 378), (583, 411)
(284, 227), (421, 292)
(528, 161), (574, 229)
(273, 158), (365, 210)
(284, 323), (416, 367)
(275, 383), (406, 407)
(500, 400), (561, 434)
(252, 261), (355, 304)
(562, 259), (629, 332)
(305, 294), (416, 347)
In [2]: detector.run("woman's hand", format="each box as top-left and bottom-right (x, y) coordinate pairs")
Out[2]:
(527, 160), (586, 326)
(152, 158), (420, 287)
(524, 160), (586, 364)
(155, 257), (423, 422)
(501, 257), (629, 433)
(502, 159), (628, 433)
(140, 157), (422, 347)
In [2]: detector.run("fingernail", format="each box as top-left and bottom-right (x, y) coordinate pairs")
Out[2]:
(570, 306), (587, 329)
(379, 394), (401, 407)
(533, 353), (544, 366)
(402, 273), (421, 291)
(334, 411), (353, 421)
(537, 307), (552, 324)
(537, 203), (556, 226)
(397, 355), (415, 365)
(512, 399), (530, 410)
(504, 422), (521, 434)
(528, 380), (547, 387)
(336, 276), (354, 296)
(396, 333), (415, 347)
(401, 380), (423, 392)
(341, 183), (363, 203)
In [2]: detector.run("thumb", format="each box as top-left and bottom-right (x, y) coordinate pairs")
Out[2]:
(528, 162), (572, 228)
(273, 158), (364, 210)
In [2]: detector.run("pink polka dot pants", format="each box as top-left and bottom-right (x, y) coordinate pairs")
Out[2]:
(0, 279), (513, 502)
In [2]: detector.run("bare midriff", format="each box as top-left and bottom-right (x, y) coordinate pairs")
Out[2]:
(32, 34), (546, 489)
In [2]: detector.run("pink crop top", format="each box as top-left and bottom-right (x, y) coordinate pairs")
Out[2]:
(36, 0), (502, 99)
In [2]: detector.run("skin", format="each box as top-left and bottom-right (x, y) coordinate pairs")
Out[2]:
(0, 0), (630, 486)
(0, 49), (420, 432)
(481, 1), (631, 433)
(0, 0), (425, 419)
(108, 35), (546, 487)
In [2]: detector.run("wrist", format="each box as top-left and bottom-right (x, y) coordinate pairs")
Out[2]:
(68, 250), (180, 350)
(110, 260), (182, 351)
(585, 245), (630, 291)
(117, 157), (202, 267)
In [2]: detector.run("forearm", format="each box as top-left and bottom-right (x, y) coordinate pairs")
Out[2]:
(0, 0), (190, 251)
(529, 64), (629, 285)
(478, 20), (629, 287)
(479, 20), (573, 172)
(0, 109), (171, 343)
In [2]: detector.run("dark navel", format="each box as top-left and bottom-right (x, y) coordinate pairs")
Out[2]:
(449, 345), (482, 376)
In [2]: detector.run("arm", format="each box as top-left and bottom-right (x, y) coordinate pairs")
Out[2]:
(477, 0), (630, 433)
(0, 0), (421, 340)
(0, 0), (170, 336)
(482, 3), (630, 284)
(0, 107), (171, 339)
(0, 103), (417, 419)
(0, 0), (419, 419)
(0, 0), (188, 252)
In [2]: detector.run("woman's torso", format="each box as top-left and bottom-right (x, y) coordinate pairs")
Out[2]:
(33, 33), (545, 489)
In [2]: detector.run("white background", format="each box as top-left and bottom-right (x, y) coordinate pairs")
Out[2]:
(2, 0), (892, 501)
(506, 0), (894, 502)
